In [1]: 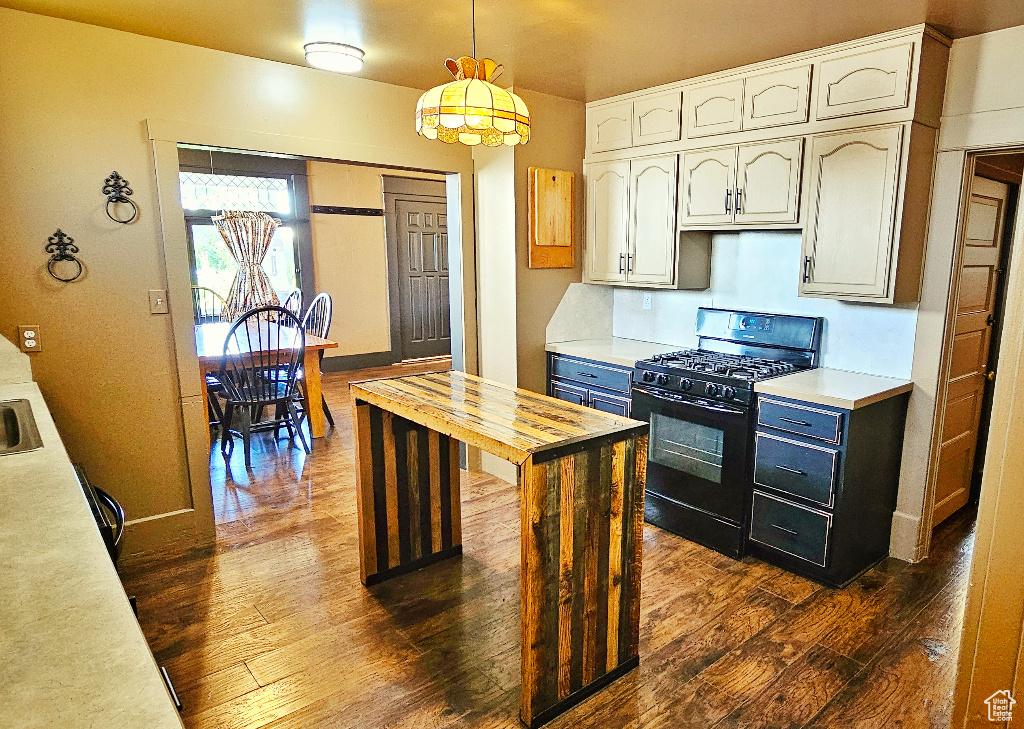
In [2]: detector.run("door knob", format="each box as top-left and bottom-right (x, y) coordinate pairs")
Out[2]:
(987, 370), (996, 381)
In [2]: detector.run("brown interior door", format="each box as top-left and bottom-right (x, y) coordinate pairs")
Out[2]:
(395, 199), (451, 360)
(933, 175), (1010, 527)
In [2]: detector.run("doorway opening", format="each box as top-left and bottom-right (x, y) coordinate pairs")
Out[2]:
(931, 151), (1024, 530)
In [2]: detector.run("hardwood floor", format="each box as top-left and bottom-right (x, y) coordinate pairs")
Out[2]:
(119, 362), (976, 729)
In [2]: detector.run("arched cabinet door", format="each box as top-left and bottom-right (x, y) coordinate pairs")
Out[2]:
(584, 160), (630, 283)
(679, 147), (736, 226)
(628, 154), (678, 285)
(734, 138), (804, 225)
(800, 125), (904, 299)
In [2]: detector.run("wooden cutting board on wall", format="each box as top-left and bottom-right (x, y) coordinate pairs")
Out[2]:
(528, 167), (574, 268)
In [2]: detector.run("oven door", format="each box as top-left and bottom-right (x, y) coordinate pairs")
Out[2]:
(632, 386), (752, 525)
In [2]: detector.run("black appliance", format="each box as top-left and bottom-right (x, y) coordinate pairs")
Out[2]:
(75, 464), (126, 564)
(631, 308), (823, 558)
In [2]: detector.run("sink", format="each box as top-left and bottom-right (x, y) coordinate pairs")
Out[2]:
(0, 399), (43, 455)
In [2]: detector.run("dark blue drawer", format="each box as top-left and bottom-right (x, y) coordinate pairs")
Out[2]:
(550, 381), (588, 406)
(754, 433), (838, 506)
(550, 355), (632, 394)
(758, 398), (843, 444)
(589, 390), (631, 417)
(750, 491), (831, 567)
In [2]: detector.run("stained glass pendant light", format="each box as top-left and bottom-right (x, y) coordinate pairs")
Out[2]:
(415, 0), (530, 146)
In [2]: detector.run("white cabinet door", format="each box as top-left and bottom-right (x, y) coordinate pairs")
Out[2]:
(743, 66), (811, 130)
(627, 154), (678, 285)
(587, 101), (634, 152)
(585, 161), (630, 283)
(735, 138), (803, 225)
(685, 80), (744, 138)
(815, 43), (914, 120)
(632, 92), (682, 146)
(801, 125), (904, 299)
(679, 147), (736, 226)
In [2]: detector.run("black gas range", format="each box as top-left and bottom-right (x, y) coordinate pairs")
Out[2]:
(631, 308), (823, 558)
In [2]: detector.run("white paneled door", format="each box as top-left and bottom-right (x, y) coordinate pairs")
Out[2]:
(800, 125), (904, 299)
(628, 154), (678, 285)
(585, 160), (630, 283)
(734, 138), (804, 225)
(679, 147), (736, 226)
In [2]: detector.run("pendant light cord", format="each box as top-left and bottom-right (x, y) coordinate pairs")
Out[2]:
(471, 0), (476, 59)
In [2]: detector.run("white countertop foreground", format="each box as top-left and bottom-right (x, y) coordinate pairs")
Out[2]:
(755, 367), (914, 410)
(0, 382), (183, 729)
(546, 337), (678, 368)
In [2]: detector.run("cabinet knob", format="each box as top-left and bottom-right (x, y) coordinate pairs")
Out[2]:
(735, 188), (743, 214)
(802, 256), (813, 283)
(725, 189), (732, 214)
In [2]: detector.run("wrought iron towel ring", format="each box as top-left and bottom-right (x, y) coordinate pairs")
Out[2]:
(103, 171), (138, 224)
(45, 229), (83, 282)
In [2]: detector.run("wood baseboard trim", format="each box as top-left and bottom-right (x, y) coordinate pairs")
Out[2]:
(120, 508), (214, 564)
(321, 351), (397, 372)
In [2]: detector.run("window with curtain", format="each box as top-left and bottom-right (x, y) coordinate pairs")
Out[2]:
(179, 171), (299, 301)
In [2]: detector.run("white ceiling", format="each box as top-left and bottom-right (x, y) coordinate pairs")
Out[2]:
(4, 0), (1024, 101)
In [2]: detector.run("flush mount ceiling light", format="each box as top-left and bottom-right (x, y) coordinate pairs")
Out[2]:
(415, 0), (530, 146)
(304, 42), (364, 73)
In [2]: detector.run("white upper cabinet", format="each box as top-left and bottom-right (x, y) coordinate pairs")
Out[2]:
(632, 92), (682, 146)
(816, 43), (914, 120)
(743, 66), (812, 130)
(585, 161), (630, 282)
(679, 147), (736, 226)
(735, 138), (804, 224)
(587, 101), (634, 153)
(686, 80), (744, 138)
(800, 126), (904, 299)
(628, 155), (678, 285)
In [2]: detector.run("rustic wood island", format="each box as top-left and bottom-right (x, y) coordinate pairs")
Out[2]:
(350, 370), (649, 727)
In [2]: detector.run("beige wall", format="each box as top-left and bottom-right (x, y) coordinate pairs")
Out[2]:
(513, 90), (587, 394)
(305, 162), (444, 359)
(0, 8), (475, 547)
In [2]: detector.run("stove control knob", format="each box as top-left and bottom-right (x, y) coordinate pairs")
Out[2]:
(705, 382), (719, 395)
(681, 378), (693, 391)
(656, 374), (669, 385)
(642, 371), (655, 382)
(722, 386), (736, 399)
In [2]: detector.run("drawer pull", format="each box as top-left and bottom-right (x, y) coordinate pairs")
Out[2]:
(576, 372), (598, 378)
(771, 523), (798, 536)
(779, 416), (812, 427)
(775, 464), (806, 476)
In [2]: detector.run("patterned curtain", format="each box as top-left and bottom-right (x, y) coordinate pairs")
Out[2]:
(214, 211), (281, 317)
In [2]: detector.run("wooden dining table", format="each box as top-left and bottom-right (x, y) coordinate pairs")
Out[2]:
(195, 321), (339, 441)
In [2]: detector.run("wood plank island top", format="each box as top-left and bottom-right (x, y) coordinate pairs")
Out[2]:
(350, 370), (647, 465)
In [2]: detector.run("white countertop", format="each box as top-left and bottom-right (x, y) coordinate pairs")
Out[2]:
(546, 337), (678, 369)
(755, 367), (914, 410)
(0, 382), (184, 728)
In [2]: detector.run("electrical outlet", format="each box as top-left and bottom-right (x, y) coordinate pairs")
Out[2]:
(149, 289), (169, 314)
(642, 293), (653, 310)
(18, 325), (41, 353)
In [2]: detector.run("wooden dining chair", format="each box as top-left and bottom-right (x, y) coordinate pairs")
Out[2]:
(218, 305), (309, 470)
(191, 285), (231, 431)
(300, 292), (335, 428)
(191, 286), (231, 323)
(283, 290), (303, 319)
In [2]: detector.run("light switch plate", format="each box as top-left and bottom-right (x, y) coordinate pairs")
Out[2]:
(642, 293), (653, 310)
(18, 325), (41, 353)
(149, 289), (169, 314)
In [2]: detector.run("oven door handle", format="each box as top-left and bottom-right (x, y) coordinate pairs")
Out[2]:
(632, 386), (745, 415)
